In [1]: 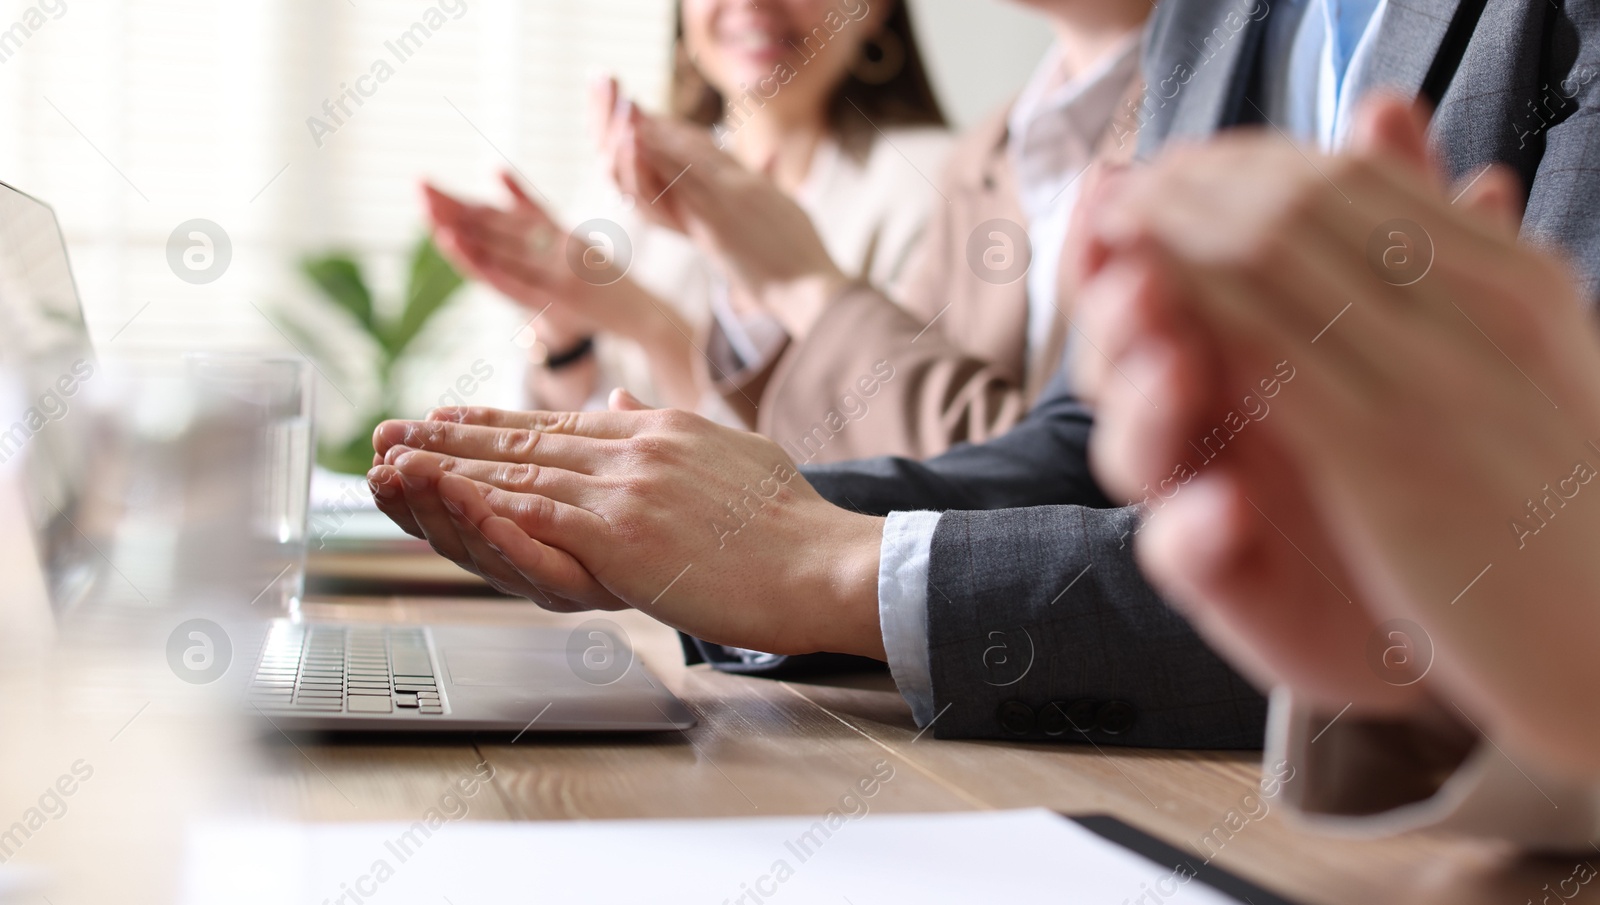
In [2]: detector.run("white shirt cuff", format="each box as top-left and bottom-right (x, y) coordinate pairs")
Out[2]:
(878, 510), (941, 726)
(1269, 688), (1600, 849)
(708, 283), (787, 383)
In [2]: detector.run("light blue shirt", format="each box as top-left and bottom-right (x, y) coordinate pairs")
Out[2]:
(877, 0), (1388, 726)
(1259, 0), (1388, 150)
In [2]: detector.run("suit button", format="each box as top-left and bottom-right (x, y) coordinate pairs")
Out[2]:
(1037, 701), (1070, 736)
(1097, 700), (1137, 735)
(1064, 699), (1098, 733)
(997, 700), (1035, 735)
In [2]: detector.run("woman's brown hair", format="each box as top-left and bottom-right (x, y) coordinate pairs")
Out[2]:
(670, 0), (947, 157)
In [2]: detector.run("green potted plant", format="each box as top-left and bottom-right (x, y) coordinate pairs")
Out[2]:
(281, 236), (466, 474)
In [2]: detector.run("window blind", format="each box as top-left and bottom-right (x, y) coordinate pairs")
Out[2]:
(0, 0), (673, 427)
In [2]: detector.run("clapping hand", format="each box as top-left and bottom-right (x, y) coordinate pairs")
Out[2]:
(366, 391), (887, 660)
(422, 173), (646, 342)
(595, 78), (848, 338)
(1075, 95), (1600, 775)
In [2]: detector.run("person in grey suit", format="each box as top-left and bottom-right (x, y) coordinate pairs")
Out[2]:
(362, 0), (1600, 748)
(687, 0), (1600, 728)
(1076, 93), (1600, 848)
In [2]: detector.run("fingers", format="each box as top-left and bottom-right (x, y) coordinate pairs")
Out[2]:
(367, 465), (424, 539)
(500, 171), (540, 211)
(436, 224), (577, 320)
(373, 419), (607, 470)
(1073, 248), (1185, 403)
(455, 205), (553, 258)
(421, 183), (470, 230)
(610, 105), (653, 205)
(607, 388), (653, 412)
(1064, 162), (1131, 290)
(617, 111), (704, 234)
(633, 115), (736, 213)
(1450, 163), (1524, 237)
(635, 113), (720, 176)
(1093, 141), (1243, 253)
(1139, 459), (1425, 715)
(431, 472), (582, 607)
(443, 501), (557, 601)
(425, 186), (548, 268)
(480, 517), (629, 611)
(1138, 471), (1311, 694)
(1089, 143), (1419, 400)
(422, 180), (557, 273)
(587, 73), (621, 148)
(1089, 332), (1212, 503)
(426, 471), (610, 560)
(439, 475), (628, 611)
(1348, 94), (1441, 191)
(437, 223), (524, 280)
(383, 457), (473, 564)
(1076, 251), (1218, 500)
(420, 405), (645, 439)
(369, 462), (604, 612)
(426, 180), (549, 235)
(432, 226), (489, 282)
(444, 216), (568, 300)
(1166, 247), (1380, 456)
(383, 459), (610, 595)
(630, 113), (691, 178)
(380, 447), (599, 508)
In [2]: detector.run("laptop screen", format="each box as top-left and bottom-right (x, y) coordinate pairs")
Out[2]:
(0, 179), (99, 613)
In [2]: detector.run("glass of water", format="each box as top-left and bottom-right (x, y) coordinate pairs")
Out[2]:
(183, 356), (314, 615)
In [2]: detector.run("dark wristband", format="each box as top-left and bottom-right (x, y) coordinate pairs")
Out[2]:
(543, 336), (595, 371)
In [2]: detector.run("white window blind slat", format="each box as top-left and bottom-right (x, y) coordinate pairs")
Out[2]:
(0, 0), (673, 366)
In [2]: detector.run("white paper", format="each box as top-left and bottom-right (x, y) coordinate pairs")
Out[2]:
(181, 809), (1244, 905)
(309, 467), (378, 514)
(308, 466), (423, 547)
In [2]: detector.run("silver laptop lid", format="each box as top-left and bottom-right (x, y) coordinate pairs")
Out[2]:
(0, 179), (99, 616)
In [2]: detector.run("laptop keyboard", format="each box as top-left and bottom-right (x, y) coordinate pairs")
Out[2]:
(249, 624), (444, 715)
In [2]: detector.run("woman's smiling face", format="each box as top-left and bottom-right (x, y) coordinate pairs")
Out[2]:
(680, 0), (889, 123)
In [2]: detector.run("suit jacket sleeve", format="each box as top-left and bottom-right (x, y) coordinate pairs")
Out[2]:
(801, 364), (1114, 514)
(755, 282), (1033, 464)
(1486, 0), (1600, 304)
(1522, 106), (1600, 304)
(916, 504), (1266, 747)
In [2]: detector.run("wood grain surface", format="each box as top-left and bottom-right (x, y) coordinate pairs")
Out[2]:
(263, 596), (1579, 905)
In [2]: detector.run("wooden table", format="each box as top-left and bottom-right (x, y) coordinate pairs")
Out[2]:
(246, 595), (1580, 905)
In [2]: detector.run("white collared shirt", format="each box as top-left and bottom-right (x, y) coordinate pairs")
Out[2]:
(1007, 37), (1142, 371)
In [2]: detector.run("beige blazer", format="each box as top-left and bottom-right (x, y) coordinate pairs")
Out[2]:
(718, 80), (1143, 464)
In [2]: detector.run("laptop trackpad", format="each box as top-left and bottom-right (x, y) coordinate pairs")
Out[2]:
(442, 648), (573, 687)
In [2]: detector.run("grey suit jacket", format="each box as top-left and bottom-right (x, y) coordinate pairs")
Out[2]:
(694, 0), (1600, 747)
(1137, 0), (1600, 297)
(803, 368), (1267, 748)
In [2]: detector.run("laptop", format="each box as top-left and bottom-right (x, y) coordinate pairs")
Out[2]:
(0, 178), (694, 734)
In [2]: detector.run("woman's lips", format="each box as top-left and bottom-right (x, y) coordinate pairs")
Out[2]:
(718, 26), (795, 66)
